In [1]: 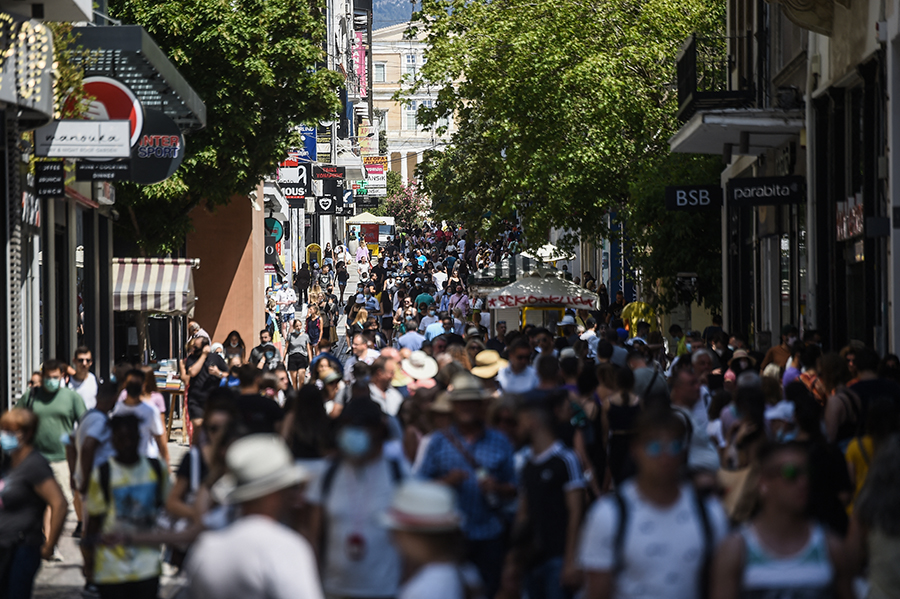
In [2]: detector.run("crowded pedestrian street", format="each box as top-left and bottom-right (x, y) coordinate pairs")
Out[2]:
(3, 0), (900, 599)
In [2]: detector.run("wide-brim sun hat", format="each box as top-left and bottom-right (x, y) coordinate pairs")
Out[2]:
(381, 480), (462, 532)
(728, 349), (756, 367)
(402, 350), (439, 380)
(448, 372), (488, 401)
(471, 350), (508, 380)
(211, 434), (310, 505)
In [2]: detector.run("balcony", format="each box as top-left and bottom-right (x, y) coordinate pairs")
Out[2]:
(676, 34), (754, 122)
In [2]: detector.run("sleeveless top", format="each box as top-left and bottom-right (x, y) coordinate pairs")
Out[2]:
(740, 523), (833, 599)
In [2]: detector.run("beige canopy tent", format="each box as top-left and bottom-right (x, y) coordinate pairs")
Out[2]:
(346, 211), (387, 224)
(487, 272), (600, 310)
(469, 254), (559, 292)
(520, 243), (576, 263)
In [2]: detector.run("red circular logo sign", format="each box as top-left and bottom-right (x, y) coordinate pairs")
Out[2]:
(79, 77), (144, 147)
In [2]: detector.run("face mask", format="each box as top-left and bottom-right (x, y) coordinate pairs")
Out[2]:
(337, 427), (371, 458)
(428, 310), (435, 316)
(266, 352), (274, 359)
(787, 336), (797, 346)
(126, 382), (143, 397)
(727, 345), (734, 351)
(685, 343), (692, 353)
(43, 378), (60, 393)
(775, 429), (797, 443)
(739, 359), (749, 370)
(0, 432), (19, 453)
(230, 340), (239, 347)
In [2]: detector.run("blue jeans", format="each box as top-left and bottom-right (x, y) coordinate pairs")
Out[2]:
(525, 556), (571, 599)
(3, 543), (42, 599)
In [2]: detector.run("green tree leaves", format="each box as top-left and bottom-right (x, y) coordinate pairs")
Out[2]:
(406, 0), (725, 310)
(107, 0), (342, 254)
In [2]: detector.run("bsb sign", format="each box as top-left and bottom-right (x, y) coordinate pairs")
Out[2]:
(665, 185), (722, 211)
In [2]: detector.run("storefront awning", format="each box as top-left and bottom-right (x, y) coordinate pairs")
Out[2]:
(669, 108), (805, 155)
(113, 258), (199, 316)
(72, 26), (207, 131)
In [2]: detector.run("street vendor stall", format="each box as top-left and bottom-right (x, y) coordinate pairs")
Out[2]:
(346, 212), (386, 256)
(520, 243), (576, 263)
(487, 272), (600, 330)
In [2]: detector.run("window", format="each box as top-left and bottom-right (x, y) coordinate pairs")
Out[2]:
(405, 54), (417, 76)
(374, 63), (386, 83)
(404, 101), (418, 130)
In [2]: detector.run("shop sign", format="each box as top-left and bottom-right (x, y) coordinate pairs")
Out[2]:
(130, 110), (185, 184)
(313, 165), (345, 180)
(323, 178), (344, 197)
(278, 155), (311, 200)
(299, 125), (316, 161)
(34, 121), (131, 158)
(727, 175), (805, 206)
(363, 156), (387, 168)
(265, 217), (284, 243)
(664, 185), (721, 211)
(836, 193), (863, 241)
(75, 161), (130, 181)
(21, 191), (39, 227)
(34, 161), (65, 198)
(316, 195), (336, 215)
(265, 236), (278, 264)
(356, 196), (379, 209)
(335, 204), (353, 217)
(77, 77), (145, 147)
(368, 187), (387, 197)
(367, 173), (386, 186)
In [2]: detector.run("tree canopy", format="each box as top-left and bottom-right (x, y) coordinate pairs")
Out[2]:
(107, 0), (342, 254)
(407, 0), (725, 310)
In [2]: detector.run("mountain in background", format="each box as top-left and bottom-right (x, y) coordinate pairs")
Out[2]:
(373, 0), (416, 31)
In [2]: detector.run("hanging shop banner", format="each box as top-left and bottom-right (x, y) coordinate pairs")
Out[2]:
(76, 161), (131, 181)
(317, 126), (332, 164)
(664, 185), (722, 211)
(299, 125), (317, 161)
(264, 218), (284, 243)
(334, 204), (353, 217)
(34, 161), (65, 198)
(356, 196), (380, 210)
(265, 236), (278, 264)
(313, 165), (345, 180)
(323, 177), (344, 198)
(726, 175), (805, 207)
(130, 109), (185, 184)
(34, 120), (131, 158)
(316, 195), (336, 215)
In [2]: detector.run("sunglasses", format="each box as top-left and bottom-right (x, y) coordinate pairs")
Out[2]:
(643, 439), (685, 457)
(77, 358), (92, 364)
(771, 463), (808, 482)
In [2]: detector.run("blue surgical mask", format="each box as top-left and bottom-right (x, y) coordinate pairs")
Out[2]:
(685, 343), (692, 353)
(43, 378), (60, 393)
(0, 432), (19, 453)
(727, 345), (735, 351)
(337, 426), (371, 458)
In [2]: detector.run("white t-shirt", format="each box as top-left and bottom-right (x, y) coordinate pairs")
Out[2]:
(497, 365), (539, 394)
(111, 401), (164, 459)
(673, 404), (721, 473)
(69, 373), (99, 410)
(579, 481), (729, 599)
(433, 271), (448, 290)
(419, 315), (439, 331)
(369, 383), (404, 416)
(276, 287), (298, 316)
(186, 515), (323, 599)
(307, 457), (407, 597)
(73, 409), (114, 489)
(399, 563), (483, 599)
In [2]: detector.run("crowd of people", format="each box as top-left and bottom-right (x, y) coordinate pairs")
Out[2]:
(1, 223), (899, 599)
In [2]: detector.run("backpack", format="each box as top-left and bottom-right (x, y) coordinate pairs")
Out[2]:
(611, 486), (714, 599)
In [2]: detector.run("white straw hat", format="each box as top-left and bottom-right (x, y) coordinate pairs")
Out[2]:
(401, 350), (439, 380)
(211, 434), (310, 505)
(381, 481), (462, 532)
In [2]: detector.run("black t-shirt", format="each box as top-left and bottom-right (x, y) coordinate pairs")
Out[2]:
(176, 448), (210, 485)
(0, 451), (54, 546)
(520, 443), (582, 560)
(236, 394), (285, 435)
(184, 352), (228, 401)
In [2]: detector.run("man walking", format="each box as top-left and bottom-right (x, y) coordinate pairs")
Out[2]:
(580, 408), (729, 599)
(186, 435), (323, 599)
(497, 338), (539, 394)
(69, 346), (99, 410)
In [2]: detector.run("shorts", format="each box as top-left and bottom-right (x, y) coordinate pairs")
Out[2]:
(281, 313), (295, 324)
(187, 396), (206, 420)
(382, 316), (393, 330)
(50, 460), (74, 507)
(288, 353), (309, 371)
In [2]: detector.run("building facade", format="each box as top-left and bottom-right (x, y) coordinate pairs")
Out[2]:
(371, 22), (454, 184)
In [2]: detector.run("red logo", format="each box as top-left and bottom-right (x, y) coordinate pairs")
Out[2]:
(78, 77), (144, 147)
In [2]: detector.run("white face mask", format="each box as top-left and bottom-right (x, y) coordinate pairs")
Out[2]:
(230, 341), (239, 348)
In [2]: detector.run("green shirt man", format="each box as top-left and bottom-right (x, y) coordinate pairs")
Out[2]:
(20, 362), (86, 462)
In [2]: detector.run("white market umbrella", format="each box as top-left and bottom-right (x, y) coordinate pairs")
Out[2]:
(486, 272), (600, 310)
(520, 243), (575, 263)
(346, 211), (387, 224)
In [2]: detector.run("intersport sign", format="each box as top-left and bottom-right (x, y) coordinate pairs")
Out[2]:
(727, 175), (805, 206)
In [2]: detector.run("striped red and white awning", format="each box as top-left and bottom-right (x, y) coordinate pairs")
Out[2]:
(112, 258), (198, 316)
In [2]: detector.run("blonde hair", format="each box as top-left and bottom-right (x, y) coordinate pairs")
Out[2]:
(352, 308), (369, 327)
